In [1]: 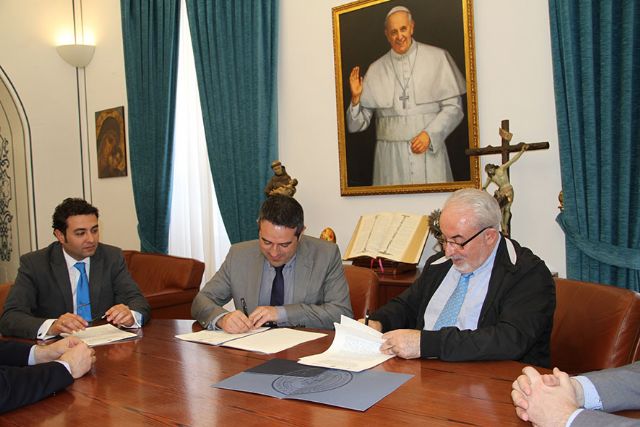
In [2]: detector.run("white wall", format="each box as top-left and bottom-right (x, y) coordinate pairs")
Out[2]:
(279, 0), (565, 276)
(0, 0), (139, 250)
(82, 0), (139, 249)
(0, 0), (566, 275)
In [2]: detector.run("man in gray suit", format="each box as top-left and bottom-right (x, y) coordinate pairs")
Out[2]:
(0, 198), (150, 339)
(192, 195), (352, 333)
(511, 362), (640, 426)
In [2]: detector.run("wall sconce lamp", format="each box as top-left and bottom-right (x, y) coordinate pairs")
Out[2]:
(56, 44), (95, 68)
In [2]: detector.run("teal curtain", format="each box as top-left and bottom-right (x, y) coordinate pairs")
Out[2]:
(549, 0), (640, 290)
(186, 0), (278, 243)
(120, 0), (180, 253)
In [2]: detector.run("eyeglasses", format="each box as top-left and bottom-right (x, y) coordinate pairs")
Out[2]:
(441, 226), (491, 250)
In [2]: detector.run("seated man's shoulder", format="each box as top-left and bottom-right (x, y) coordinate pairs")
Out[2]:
(297, 237), (342, 269)
(505, 238), (544, 265)
(229, 239), (261, 255)
(503, 238), (552, 279)
(301, 235), (339, 254)
(94, 243), (125, 258)
(20, 242), (62, 263)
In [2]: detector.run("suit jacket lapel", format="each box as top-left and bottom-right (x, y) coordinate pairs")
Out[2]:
(292, 237), (311, 303)
(247, 249), (264, 309)
(89, 246), (104, 316)
(480, 238), (516, 322)
(51, 244), (74, 313)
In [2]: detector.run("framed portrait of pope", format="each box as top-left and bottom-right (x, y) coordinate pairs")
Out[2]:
(332, 0), (480, 196)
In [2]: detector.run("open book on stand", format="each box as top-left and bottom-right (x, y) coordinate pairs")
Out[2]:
(343, 212), (429, 274)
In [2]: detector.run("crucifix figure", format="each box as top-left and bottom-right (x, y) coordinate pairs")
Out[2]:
(465, 120), (549, 237)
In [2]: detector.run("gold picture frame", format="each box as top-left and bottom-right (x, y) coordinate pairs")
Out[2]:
(95, 106), (128, 178)
(332, 0), (479, 195)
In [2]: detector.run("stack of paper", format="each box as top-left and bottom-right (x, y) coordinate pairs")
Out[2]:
(62, 324), (139, 347)
(298, 316), (393, 372)
(176, 328), (326, 354)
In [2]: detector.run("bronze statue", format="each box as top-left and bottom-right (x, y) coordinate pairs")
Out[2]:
(428, 209), (443, 252)
(264, 160), (298, 197)
(482, 144), (528, 237)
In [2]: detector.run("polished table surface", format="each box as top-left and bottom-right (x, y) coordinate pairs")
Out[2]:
(0, 320), (586, 426)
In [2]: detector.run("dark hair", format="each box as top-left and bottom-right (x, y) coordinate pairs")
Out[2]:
(52, 198), (99, 234)
(258, 195), (304, 236)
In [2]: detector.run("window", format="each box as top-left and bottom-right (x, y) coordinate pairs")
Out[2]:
(168, 2), (230, 285)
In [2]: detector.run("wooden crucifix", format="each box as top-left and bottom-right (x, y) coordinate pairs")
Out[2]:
(465, 119), (549, 238)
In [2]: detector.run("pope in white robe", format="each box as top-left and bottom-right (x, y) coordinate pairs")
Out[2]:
(346, 6), (467, 185)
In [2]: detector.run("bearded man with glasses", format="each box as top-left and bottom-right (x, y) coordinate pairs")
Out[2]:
(363, 188), (555, 367)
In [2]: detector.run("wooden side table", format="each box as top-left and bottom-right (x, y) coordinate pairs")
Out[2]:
(377, 269), (419, 307)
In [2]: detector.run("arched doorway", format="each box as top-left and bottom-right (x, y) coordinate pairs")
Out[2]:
(0, 66), (36, 283)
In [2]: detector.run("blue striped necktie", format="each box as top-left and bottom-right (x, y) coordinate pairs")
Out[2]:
(433, 272), (473, 330)
(74, 262), (92, 321)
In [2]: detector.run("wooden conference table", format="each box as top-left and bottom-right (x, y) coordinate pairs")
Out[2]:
(0, 319), (617, 426)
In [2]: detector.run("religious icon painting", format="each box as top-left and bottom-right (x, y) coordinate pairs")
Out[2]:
(332, 0), (480, 195)
(95, 106), (128, 178)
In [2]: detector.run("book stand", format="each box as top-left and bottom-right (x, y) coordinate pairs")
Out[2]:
(351, 256), (417, 275)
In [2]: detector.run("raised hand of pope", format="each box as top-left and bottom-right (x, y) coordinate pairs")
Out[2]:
(349, 66), (363, 105)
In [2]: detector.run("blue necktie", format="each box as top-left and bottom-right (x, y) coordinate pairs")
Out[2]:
(433, 272), (473, 330)
(270, 265), (285, 306)
(74, 262), (92, 321)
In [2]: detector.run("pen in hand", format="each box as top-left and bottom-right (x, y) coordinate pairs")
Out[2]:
(89, 313), (106, 324)
(241, 298), (249, 317)
(365, 309), (370, 326)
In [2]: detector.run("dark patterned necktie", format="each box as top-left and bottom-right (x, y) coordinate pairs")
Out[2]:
(270, 265), (285, 306)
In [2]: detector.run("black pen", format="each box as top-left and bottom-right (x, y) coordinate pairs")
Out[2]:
(365, 309), (370, 326)
(240, 298), (249, 317)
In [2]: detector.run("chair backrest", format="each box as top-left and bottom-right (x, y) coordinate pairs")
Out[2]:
(343, 265), (378, 319)
(122, 250), (205, 319)
(551, 278), (640, 374)
(0, 282), (12, 318)
(123, 250), (204, 295)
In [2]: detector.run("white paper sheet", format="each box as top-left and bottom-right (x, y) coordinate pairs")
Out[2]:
(176, 328), (326, 354)
(298, 316), (393, 372)
(63, 324), (139, 347)
(222, 328), (327, 354)
(175, 328), (269, 345)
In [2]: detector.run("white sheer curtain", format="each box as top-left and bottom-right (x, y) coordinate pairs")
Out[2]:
(168, 1), (230, 286)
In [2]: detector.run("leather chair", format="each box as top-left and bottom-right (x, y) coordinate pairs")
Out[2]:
(343, 265), (379, 319)
(551, 278), (640, 374)
(0, 282), (12, 318)
(123, 250), (205, 319)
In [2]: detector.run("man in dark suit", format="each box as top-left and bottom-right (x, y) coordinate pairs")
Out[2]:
(365, 188), (555, 366)
(0, 198), (150, 339)
(192, 195), (352, 333)
(0, 336), (94, 413)
(511, 362), (640, 426)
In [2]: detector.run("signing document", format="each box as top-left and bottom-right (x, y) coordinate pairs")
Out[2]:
(176, 328), (326, 354)
(62, 324), (138, 347)
(298, 316), (393, 372)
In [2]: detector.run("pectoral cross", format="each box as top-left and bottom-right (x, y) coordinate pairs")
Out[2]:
(399, 90), (409, 109)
